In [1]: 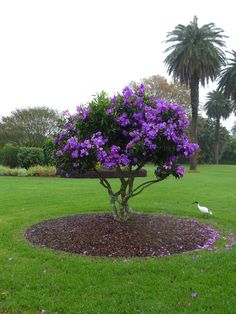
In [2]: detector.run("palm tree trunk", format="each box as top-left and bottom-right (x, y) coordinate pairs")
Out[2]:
(189, 75), (199, 171)
(214, 118), (220, 164)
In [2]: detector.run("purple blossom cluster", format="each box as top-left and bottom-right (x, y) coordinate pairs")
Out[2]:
(54, 84), (198, 176)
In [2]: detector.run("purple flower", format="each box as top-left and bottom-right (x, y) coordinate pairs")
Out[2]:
(133, 112), (143, 122)
(122, 130), (129, 136)
(175, 166), (185, 178)
(71, 150), (79, 159)
(115, 113), (130, 126)
(106, 108), (114, 116)
(54, 137), (59, 144)
(59, 132), (67, 140)
(55, 150), (63, 157)
(67, 136), (79, 149)
(191, 292), (198, 298)
(110, 95), (117, 105)
(66, 123), (74, 131)
(138, 83), (145, 96)
(76, 105), (91, 120)
(54, 83), (198, 181)
(80, 149), (89, 157)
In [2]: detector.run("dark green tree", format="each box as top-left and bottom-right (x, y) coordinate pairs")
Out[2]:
(198, 118), (230, 164)
(220, 137), (236, 164)
(204, 91), (232, 163)
(218, 50), (236, 110)
(232, 121), (236, 136)
(0, 107), (60, 148)
(164, 16), (226, 170)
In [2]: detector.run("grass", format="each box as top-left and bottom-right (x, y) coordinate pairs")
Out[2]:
(0, 165), (236, 313)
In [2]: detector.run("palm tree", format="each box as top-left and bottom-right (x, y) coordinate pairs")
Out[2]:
(218, 50), (236, 111)
(164, 16), (226, 170)
(204, 91), (232, 164)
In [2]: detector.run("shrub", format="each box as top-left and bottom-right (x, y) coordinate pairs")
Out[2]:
(43, 138), (56, 166)
(1, 144), (19, 168)
(27, 165), (57, 177)
(7, 168), (19, 176)
(0, 165), (9, 176)
(17, 147), (45, 169)
(17, 168), (28, 177)
(54, 84), (198, 221)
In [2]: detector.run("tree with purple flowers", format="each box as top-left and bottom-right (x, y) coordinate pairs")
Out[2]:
(54, 84), (198, 221)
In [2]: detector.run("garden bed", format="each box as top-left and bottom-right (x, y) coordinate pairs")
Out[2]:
(25, 213), (219, 257)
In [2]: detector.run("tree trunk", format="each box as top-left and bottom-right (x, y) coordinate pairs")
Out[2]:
(189, 75), (199, 171)
(109, 178), (132, 221)
(110, 195), (132, 221)
(214, 118), (220, 164)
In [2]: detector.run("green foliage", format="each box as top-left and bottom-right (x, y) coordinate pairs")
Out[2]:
(0, 148), (3, 164)
(204, 91), (232, 163)
(0, 165), (9, 175)
(17, 147), (45, 169)
(218, 50), (236, 106)
(220, 137), (236, 164)
(27, 165), (57, 177)
(0, 106), (60, 148)
(1, 143), (19, 168)
(6, 168), (19, 176)
(17, 168), (28, 177)
(204, 91), (232, 120)
(198, 119), (230, 163)
(164, 16), (226, 87)
(43, 138), (56, 165)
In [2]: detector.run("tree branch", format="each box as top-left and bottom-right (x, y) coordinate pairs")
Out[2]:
(131, 177), (166, 198)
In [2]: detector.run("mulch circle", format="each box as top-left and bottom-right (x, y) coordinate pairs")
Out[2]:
(25, 213), (219, 257)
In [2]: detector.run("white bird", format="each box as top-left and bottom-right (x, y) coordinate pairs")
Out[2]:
(192, 201), (212, 217)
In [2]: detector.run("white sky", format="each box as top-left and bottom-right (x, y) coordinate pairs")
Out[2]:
(0, 0), (235, 130)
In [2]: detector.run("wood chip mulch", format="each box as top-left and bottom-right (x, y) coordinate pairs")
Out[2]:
(25, 213), (219, 257)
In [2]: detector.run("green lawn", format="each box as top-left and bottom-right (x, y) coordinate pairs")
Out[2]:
(0, 165), (236, 313)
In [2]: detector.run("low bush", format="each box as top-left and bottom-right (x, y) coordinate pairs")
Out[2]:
(0, 165), (56, 177)
(17, 147), (45, 169)
(7, 168), (18, 176)
(17, 168), (28, 177)
(27, 165), (57, 177)
(0, 165), (9, 176)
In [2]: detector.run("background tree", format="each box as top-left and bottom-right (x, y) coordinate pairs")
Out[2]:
(54, 84), (198, 221)
(218, 50), (236, 111)
(130, 75), (191, 116)
(232, 121), (236, 136)
(198, 118), (230, 164)
(1, 143), (19, 168)
(0, 107), (60, 148)
(220, 136), (236, 164)
(164, 16), (226, 170)
(204, 91), (232, 163)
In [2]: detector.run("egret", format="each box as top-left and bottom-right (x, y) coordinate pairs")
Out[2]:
(192, 202), (212, 217)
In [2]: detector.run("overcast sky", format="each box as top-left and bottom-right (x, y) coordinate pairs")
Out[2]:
(0, 0), (235, 130)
